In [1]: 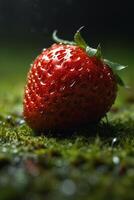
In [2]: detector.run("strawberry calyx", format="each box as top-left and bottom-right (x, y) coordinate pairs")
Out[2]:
(53, 30), (75, 45)
(53, 28), (127, 87)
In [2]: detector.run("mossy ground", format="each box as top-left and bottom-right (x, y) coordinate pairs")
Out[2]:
(0, 43), (134, 200)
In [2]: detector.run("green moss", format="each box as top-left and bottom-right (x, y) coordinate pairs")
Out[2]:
(0, 83), (134, 200)
(0, 44), (134, 200)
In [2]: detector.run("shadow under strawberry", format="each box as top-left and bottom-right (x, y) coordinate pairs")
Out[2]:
(33, 117), (133, 145)
(33, 121), (116, 139)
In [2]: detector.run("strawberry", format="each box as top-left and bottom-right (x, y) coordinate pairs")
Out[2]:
(23, 28), (126, 132)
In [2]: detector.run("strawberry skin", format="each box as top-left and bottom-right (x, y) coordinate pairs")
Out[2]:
(23, 43), (117, 132)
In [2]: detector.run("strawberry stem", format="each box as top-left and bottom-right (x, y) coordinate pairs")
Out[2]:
(53, 30), (75, 45)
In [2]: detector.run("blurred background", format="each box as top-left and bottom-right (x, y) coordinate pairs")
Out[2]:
(0, 0), (133, 103)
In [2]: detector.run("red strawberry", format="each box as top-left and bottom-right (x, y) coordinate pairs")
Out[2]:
(23, 28), (125, 132)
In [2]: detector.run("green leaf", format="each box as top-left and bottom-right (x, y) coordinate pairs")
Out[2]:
(104, 59), (127, 71)
(74, 27), (87, 49)
(74, 27), (102, 58)
(114, 73), (125, 87)
(95, 44), (102, 58)
(103, 59), (127, 87)
(52, 30), (75, 45)
(86, 46), (97, 57)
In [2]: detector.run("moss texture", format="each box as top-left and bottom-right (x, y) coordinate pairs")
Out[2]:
(0, 44), (134, 200)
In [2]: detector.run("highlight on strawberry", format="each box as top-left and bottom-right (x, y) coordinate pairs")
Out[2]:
(23, 27), (126, 133)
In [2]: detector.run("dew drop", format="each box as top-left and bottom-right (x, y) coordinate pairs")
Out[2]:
(113, 156), (120, 165)
(111, 137), (118, 148)
(2, 147), (7, 153)
(61, 179), (76, 196)
(18, 119), (25, 125)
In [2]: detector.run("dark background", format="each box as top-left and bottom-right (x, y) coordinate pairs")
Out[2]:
(0, 0), (133, 86)
(0, 0), (134, 44)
